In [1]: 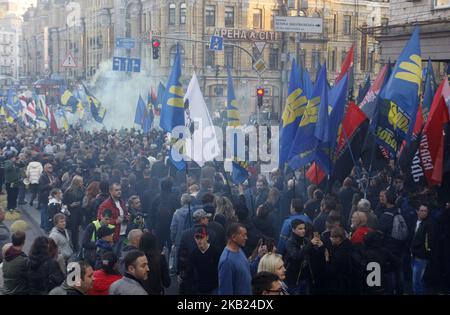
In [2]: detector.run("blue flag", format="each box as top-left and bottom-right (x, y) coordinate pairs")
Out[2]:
(156, 82), (166, 110)
(160, 45), (184, 133)
(227, 67), (248, 184)
(288, 64), (327, 170)
(422, 57), (436, 121)
(279, 59), (308, 169)
(134, 95), (146, 126)
(60, 88), (83, 114)
(83, 84), (106, 123)
(380, 26), (422, 143)
(227, 67), (240, 127)
(302, 68), (314, 100)
(6, 89), (21, 119)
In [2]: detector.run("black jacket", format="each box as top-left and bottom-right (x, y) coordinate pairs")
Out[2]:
(324, 239), (353, 295)
(27, 253), (65, 295)
(38, 172), (58, 206)
(252, 215), (276, 240)
(411, 217), (434, 259)
(284, 233), (313, 286)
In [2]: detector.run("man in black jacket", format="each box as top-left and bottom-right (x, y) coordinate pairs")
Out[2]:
(411, 204), (433, 295)
(2, 231), (28, 295)
(38, 163), (59, 232)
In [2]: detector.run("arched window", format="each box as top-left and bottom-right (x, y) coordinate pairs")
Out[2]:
(180, 3), (187, 25)
(169, 3), (176, 25)
(169, 45), (185, 67)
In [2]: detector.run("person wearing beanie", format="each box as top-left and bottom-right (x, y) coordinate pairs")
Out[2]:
(95, 226), (115, 270)
(88, 252), (122, 295)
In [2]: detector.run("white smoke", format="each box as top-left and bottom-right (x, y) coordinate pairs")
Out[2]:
(84, 59), (159, 131)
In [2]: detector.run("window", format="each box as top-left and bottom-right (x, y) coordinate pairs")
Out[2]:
(269, 47), (279, 70)
(271, 10), (279, 30)
(169, 45), (185, 67)
(344, 15), (352, 35)
(368, 51), (373, 73)
(169, 3), (176, 25)
(434, 0), (450, 8)
(312, 51), (320, 71)
(253, 9), (262, 29)
(205, 48), (215, 67)
(329, 49), (336, 72)
(332, 14), (337, 34)
(180, 3), (187, 25)
(206, 5), (216, 27)
(225, 7), (234, 27)
(381, 17), (388, 35)
(225, 46), (234, 68)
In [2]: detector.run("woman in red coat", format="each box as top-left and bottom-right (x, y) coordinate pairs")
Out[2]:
(88, 252), (122, 295)
(350, 211), (374, 245)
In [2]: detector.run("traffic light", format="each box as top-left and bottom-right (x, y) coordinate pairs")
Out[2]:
(152, 39), (160, 59)
(257, 87), (265, 107)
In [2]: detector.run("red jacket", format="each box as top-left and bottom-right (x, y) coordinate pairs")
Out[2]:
(88, 269), (122, 295)
(97, 197), (129, 242)
(351, 227), (374, 245)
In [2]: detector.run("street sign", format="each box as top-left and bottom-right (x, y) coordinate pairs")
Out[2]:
(209, 36), (224, 51)
(115, 37), (136, 49)
(274, 16), (323, 33)
(112, 57), (141, 73)
(254, 42), (266, 54)
(253, 58), (267, 74)
(62, 54), (77, 68)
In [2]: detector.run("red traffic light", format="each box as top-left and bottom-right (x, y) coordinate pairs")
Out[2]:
(152, 40), (160, 48)
(257, 88), (265, 97)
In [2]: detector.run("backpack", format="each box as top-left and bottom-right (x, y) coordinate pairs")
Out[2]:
(384, 210), (408, 241)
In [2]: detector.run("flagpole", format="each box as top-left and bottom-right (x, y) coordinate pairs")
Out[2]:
(342, 125), (362, 185)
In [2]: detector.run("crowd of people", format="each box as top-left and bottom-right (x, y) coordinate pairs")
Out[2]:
(0, 122), (449, 295)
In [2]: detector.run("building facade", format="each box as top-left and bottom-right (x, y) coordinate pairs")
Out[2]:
(376, 0), (450, 77)
(20, 0), (389, 119)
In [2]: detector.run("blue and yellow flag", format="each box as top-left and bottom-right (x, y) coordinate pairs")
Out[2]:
(279, 59), (308, 169)
(160, 45), (184, 133)
(83, 84), (106, 123)
(60, 89), (83, 114)
(226, 67), (249, 184)
(288, 64), (327, 170)
(379, 26), (421, 143)
(316, 73), (349, 174)
(227, 67), (240, 127)
(6, 89), (21, 119)
(422, 57), (436, 121)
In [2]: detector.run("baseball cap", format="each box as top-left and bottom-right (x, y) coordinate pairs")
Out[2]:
(194, 226), (208, 239)
(193, 209), (212, 221)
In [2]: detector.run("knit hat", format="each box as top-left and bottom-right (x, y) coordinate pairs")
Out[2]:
(97, 226), (114, 239)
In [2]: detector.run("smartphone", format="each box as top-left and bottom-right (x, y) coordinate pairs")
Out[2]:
(313, 232), (320, 239)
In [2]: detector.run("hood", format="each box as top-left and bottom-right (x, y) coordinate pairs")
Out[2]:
(4, 246), (25, 262)
(48, 198), (61, 205)
(28, 162), (41, 169)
